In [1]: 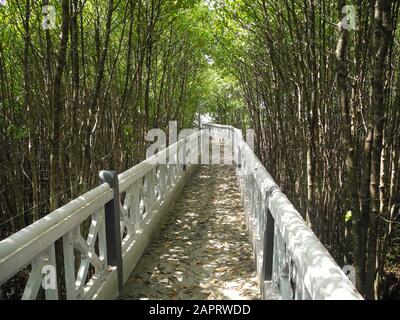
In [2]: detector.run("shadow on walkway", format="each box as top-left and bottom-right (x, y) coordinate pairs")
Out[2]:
(119, 165), (259, 300)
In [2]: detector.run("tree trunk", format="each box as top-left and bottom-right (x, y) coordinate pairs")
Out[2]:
(49, 0), (70, 211)
(336, 0), (361, 291)
(366, 0), (392, 300)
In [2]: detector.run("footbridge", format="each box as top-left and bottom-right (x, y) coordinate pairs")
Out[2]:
(0, 124), (363, 300)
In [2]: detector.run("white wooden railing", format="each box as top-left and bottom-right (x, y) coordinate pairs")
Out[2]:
(203, 124), (363, 300)
(0, 124), (363, 300)
(0, 131), (202, 300)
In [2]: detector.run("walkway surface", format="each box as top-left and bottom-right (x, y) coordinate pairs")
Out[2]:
(119, 165), (260, 300)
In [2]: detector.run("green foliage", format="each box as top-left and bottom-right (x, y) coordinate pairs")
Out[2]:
(6, 124), (28, 140)
(345, 211), (353, 223)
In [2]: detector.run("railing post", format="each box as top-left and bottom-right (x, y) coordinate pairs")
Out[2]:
(235, 131), (242, 170)
(182, 139), (187, 172)
(263, 207), (275, 281)
(261, 192), (275, 299)
(99, 170), (123, 293)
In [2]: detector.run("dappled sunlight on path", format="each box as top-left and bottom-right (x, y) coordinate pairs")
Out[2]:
(119, 165), (259, 300)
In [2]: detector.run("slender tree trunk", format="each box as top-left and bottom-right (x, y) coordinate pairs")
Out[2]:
(336, 0), (362, 290)
(24, 0), (40, 222)
(83, 0), (114, 183)
(366, 0), (392, 300)
(306, 0), (318, 234)
(49, 0), (70, 211)
(70, 0), (81, 197)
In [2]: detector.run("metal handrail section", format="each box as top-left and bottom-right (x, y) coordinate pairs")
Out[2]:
(0, 131), (202, 300)
(204, 123), (363, 300)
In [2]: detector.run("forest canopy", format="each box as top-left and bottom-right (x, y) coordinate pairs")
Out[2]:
(0, 0), (400, 300)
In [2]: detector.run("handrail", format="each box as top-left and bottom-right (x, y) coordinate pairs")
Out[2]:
(204, 123), (363, 300)
(0, 184), (113, 285)
(0, 130), (202, 300)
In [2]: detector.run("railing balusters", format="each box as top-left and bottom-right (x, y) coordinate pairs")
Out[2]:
(97, 207), (108, 271)
(63, 230), (77, 300)
(22, 246), (58, 300)
(155, 166), (161, 200)
(272, 224), (279, 285)
(141, 174), (147, 216)
(21, 253), (45, 300)
(132, 180), (141, 233)
(44, 243), (58, 300)
(146, 169), (155, 212)
(159, 164), (166, 197)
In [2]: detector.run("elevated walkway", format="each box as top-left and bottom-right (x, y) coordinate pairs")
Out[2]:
(0, 124), (363, 300)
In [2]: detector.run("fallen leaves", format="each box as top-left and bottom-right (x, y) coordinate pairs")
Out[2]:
(118, 165), (260, 301)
